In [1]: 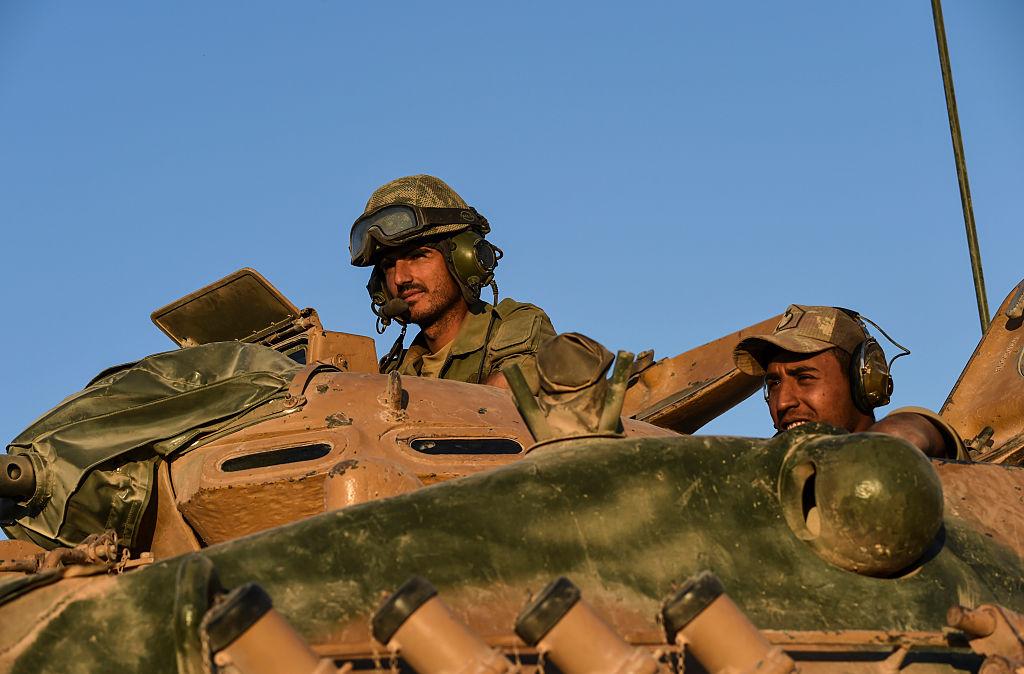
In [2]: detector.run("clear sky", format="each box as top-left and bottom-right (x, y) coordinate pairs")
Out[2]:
(1, 1), (1022, 445)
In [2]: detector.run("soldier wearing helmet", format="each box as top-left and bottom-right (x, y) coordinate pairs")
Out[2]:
(733, 304), (967, 459)
(349, 175), (555, 392)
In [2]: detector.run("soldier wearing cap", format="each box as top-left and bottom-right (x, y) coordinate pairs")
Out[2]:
(349, 174), (555, 391)
(733, 305), (966, 459)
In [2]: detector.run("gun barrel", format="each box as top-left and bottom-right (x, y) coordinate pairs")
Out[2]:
(0, 455), (36, 500)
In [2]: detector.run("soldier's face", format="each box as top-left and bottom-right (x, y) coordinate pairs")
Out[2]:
(764, 349), (873, 433)
(381, 246), (463, 326)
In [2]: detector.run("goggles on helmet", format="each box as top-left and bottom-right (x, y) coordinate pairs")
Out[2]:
(349, 204), (489, 266)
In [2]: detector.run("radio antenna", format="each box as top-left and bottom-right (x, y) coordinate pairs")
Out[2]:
(931, 0), (990, 333)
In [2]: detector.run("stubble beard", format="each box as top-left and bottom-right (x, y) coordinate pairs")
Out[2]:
(410, 284), (465, 334)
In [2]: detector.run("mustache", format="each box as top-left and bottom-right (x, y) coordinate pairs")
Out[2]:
(396, 282), (428, 296)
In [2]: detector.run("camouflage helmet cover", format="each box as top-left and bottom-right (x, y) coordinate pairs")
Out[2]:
(356, 175), (490, 258)
(364, 174), (469, 212)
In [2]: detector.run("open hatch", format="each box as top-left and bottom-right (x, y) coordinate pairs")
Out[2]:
(152, 268), (302, 347)
(151, 268), (378, 371)
(942, 277), (1024, 463)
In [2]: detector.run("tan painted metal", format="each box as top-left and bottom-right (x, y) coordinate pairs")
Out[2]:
(534, 600), (662, 674)
(672, 594), (795, 674)
(0, 532), (125, 576)
(139, 460), (202, 560)
(934, 460), (1024, 558)
(947, 603), (1024, 663)
(385, 596), (515, 674)
(310, 627), (959, 662)
(169, 372), (673, 545)
(323, 457), (423, 511)
(622, 315), (781, 433)
(942, 278), (1024, 462)
(308, 329), (378, 374)
(0, 539), (46, 576)
(213, 607), (344, 674)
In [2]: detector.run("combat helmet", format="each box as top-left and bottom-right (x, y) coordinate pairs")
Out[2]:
(349, 175), (502, 327)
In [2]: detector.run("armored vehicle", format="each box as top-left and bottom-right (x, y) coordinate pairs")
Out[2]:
(1, 267), (1023, 674)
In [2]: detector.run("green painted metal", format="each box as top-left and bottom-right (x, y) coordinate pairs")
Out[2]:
(777, 431), (944, 575)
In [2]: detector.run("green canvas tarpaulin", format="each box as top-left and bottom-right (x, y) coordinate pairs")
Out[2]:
(3, 342), (301, 550)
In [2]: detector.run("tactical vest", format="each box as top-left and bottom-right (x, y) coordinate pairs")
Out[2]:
(387, 298), (555, 393)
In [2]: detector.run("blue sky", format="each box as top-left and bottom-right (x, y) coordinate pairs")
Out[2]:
(1, 1), (1022, 444)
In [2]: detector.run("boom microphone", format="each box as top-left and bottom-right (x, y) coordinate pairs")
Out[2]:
(380, 298), (410, 319)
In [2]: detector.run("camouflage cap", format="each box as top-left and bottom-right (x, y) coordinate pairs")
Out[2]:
(733, 305), (868, 376)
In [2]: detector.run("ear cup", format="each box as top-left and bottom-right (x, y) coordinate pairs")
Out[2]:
(849, 338), (893, 413)
(366, 267), (395, 326)
(473, 238), (498, 274)
(445, 231), (499, 304)
(367, 267), (391, 304)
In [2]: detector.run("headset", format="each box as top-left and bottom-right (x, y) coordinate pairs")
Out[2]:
(368, 230), (503, 330)
(846, 324), (894, 413)
(763, 309), (908, 414)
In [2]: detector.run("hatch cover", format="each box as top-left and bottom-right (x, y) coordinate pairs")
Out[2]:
(151, 268), (302, 346)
